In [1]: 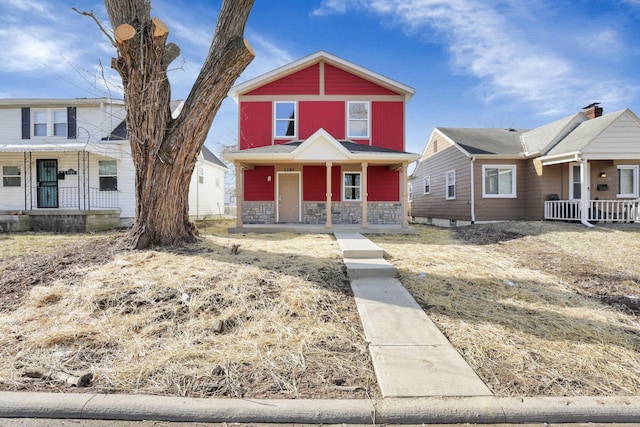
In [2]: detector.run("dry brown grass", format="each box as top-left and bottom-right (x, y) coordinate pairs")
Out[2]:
(0, 222), (377, 399)
(370, 221), (640, 397)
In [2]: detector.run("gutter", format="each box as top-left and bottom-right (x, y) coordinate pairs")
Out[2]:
(470, 156), (476, 224)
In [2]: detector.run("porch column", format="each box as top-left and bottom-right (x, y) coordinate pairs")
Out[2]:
(400, 162), (409, 228)
(325, 161), (332, 228)
(361, 162), (368, 228)
(580, 159), (590, 223)
(235, 162), (244, 228)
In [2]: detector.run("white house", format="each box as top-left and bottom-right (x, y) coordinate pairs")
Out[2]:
(0, 98), (226, 232)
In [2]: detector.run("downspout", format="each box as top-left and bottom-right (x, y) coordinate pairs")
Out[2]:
(470, 156), (476, 224)
(580, 158), (593, 228)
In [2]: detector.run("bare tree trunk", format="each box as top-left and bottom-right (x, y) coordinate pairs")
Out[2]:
(103, 0), (254, 248)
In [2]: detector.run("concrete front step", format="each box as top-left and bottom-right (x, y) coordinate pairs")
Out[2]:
(334, 232), (384, 259)
(344, 258), (396, 279)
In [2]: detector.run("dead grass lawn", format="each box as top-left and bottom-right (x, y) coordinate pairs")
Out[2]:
(370, 221), (640, 397)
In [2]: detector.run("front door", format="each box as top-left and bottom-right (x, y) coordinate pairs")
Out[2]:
(37, 159), (58, 208)
(278, 173), (300, 223)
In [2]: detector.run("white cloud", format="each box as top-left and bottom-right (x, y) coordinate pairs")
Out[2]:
(4, 0), (54, 19)
(312, 0), (636, 115)
(0, 26), (79, 73)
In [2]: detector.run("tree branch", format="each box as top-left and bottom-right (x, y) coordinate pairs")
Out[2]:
(72, 7), (116, 47)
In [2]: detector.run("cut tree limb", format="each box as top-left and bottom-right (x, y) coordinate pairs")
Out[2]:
(23, 369), (93, 387)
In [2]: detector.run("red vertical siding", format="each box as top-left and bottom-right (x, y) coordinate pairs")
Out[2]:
(368, 166), (399, 201)
(332, 165), (341, 201)
(303, 165), (325, 201)
(244, 166), (275, 201)
(246, 64), (320, 95)
(299, 101), (345, 139)
(372, 101), (404, 151)
(239, 102), (272, 149)
(324, 63), (398, 95)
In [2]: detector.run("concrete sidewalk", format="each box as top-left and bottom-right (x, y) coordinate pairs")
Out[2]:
(334, 232), (492, 398)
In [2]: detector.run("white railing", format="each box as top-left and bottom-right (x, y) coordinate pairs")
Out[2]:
(30, 187), (118, 210)
(545, 200), (640, 223)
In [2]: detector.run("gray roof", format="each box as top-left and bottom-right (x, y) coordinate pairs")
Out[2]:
(436, 127), (528, 155)
(227, 140), (413, 155)
(201, 145), (227, 168)
(544, 110), (627, 156)
(520, 113), (584, 155)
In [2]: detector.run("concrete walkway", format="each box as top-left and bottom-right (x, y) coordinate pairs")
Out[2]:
(334, 232), (493, 398)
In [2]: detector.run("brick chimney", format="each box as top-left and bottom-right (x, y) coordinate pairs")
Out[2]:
(582, 102), (603, 119)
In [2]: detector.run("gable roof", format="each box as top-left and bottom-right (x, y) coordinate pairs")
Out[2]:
(201, 145), (227, 169)
(436, 127), (528, 157)
(543, 109), (628, 157)
(520, 112), (585, 155)
(229, 51), (416, 102)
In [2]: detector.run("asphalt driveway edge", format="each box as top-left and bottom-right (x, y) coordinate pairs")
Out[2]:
(1, 392), (640, 424)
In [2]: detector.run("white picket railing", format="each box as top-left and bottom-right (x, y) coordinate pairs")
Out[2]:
(545, 200), (640, 223)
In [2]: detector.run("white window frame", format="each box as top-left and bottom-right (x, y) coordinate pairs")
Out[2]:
(2, 165), (21, 187)
(617, 165), (639, 198)
(32, 108), (67, 137)
(408, 181), (413, 202)
(98, 160), (118, 191)
(343, 171), (362, 201)
(347, 101), (370, 139)
(445, 170), (456, 200)
(482, 165), (517, 198)
(197, 166), (204, 184)
(569, 163), (583, 200)
(423, 175), (431, 195)
(274, 101), (297, 138)
(215, 176), (221, 191)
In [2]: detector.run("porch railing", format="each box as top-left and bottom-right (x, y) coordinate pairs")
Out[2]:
(30, 187), (119, 210)
(545, 199), (640, 223)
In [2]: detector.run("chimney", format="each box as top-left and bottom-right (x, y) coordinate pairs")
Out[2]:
(582, 102), (603, 119)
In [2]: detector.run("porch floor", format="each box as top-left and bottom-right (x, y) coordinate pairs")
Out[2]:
(227, 223), (415, 235)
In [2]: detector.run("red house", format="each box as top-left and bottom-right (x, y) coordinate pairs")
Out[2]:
(223, 51), (419, 229)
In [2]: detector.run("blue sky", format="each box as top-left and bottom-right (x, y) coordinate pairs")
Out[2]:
(1, 0), (639, 156)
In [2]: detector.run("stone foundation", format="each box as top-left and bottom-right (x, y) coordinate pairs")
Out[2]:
(242, 202), (275, 224)
(0, 209), (121, 233)
(367, 202), (403, 224)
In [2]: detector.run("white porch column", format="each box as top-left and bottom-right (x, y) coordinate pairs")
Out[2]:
(361, 162), (368, 228)
(580, 159), (590, 224)
(235, 162), (244, 228)
(325, 161), (332, 228)
(400, 162), (409, 228)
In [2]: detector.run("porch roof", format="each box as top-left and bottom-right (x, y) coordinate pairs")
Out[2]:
(222, 128), (419, 164)
(0, 142), (121, 157)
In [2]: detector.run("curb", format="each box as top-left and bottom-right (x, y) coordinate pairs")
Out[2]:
(1, 392), (640, 424)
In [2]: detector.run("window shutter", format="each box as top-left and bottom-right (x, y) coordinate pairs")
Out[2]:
(21, 107), (30, 139)
(67, 107), (77, 139)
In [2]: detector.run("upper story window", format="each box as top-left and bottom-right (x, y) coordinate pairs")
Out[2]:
(424, 175), (431, 194)
(2, 166), (21, 187)
(32, 109), (67, 137)
(274, 101), (296, 138)
(198, 166), (204, 184)
(347, 101), (369, 138)
(446, 170), (456, 200)
(483, 165), (516, 198)
(617, 165), (639, 198)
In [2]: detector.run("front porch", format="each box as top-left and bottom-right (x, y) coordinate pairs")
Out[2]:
(544, 199), (639, 223)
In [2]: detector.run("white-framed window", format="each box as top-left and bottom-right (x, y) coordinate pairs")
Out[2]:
(215, 176), (221, 191)
(198, 166), (204, 184)
(482, 165), (516, 198)
(98, 160), (118, 191)
(347, 101), (369, 138)
(617, 165), (639, 198)
(424, 175), (431, 194)
(2, 166), (21, 187)
(32, 108), (67, 137)
(33, 110), (47, 136)
(53, 110), (67, 136)
(445, 170), (456, 200)
(569, 163), (582, 200)
(343, 171), (361, 201)
(408, 181), (413, 202)
(274, 101), (296, 138)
